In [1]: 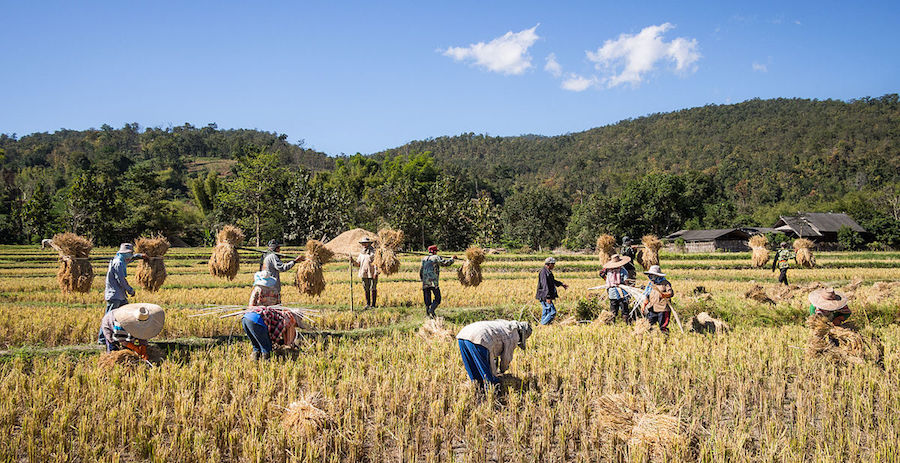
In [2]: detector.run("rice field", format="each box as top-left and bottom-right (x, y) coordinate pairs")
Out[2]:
(1, 245), (899, 462)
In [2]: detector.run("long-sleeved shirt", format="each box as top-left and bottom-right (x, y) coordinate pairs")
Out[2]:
(456, 320), (523, 378)
(642, 278), (674, 313)
(772, 249), (795, 270)
(535, 266), (564, 301)
(249, 285), (281, 307)
(104, 255), (133, 301)
(620, 245), (637, 279)
(420, 254), (454, 288)
(100, 310), (146, 349)
(355, 248), (378, 279)
(262, 252), (296, 292)
(606, 267), (629, 300)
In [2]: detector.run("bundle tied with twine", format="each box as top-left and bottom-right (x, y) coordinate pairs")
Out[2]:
(457, 246), (485, 287)
(135, 235), (169, 292)
(689, 312), (730, 334)
(793, 238), (816, 268)
(749, 235), (769, 268)
(50, 232), (94, 293)
(281, 391), (332, 436)
(417, 317), (455, 342)
(97, 346), (163, 370)
(594, 393), (685, 462)
(597, 234), (616, 267)
(295, 239), (334, 297)
(806, 315), (883, 365)
(640, 235), (663, 270)
(375, 228), (403, 275)
(209, 225), (244, 280)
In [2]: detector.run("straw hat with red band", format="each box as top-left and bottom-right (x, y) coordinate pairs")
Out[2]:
(602, 254), (632, 269)
(808, 287), (848, 312)
(113, 303), (165, 340)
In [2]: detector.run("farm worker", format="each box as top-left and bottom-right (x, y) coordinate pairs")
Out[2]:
(771, 242), (795, 286)
(535, 257), (568, 325)
(419, 245), (457, 318)
(601, 254), (632, 323)
(641, 265), (674, 333)
(350, 236), (379, 309)
(98, 243), (146, 344)
(249, 271), (281, 306)
(261, 239), (303, 293)
(808, 287), (852, 326)
(242, 306), (304, 361)
(457, 320), (532, 389)
(620, 236), (638, 280)
(99, 303), (165, 359)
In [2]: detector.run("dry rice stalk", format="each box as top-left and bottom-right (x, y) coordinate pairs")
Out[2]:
(689, 312), (730, 334)
(594, 309), (616, 326)
(597, 234), (616, 266)
(558, 316), (579, 326)
(457, 246), (485, 287)
(282, 391), (331, 436)
(749, 235), (769, 268)
(417, 317), (455, 341)
(767, 285), (795, 302)
(640, 235), (662, 269)
(375, 228), (403, 275)
(209, 225), (244, 280)
(97, 346), (163, 370)
(135, 235), (169, 292)
(632, 318), (652, 336)
(51, 232), (94, 293)
(594, 393), (684, 462)
(744, 284), (774, 304)
(793, 238), (816, 268)
(806, 315), (883, 365)
(295, 240), (333, 297)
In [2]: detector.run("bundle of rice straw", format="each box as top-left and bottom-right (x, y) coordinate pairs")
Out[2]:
(632, 318), (652, 336)
(97, 346), (163, 370)
(417, 317), (455, 341)
(640, 235), (662, 269)
(593, 309), (616, 326)
(135, 235), (169, 292)
(557, 316), (579, 326)
(295, 239), (334, 297)
(793, 238), (816, 268)
(51, 232), (94, 293)
(457, 246), (485, 287)
(744, 284), (774, 304)
(375, 228), (403, 275)
(208, 225), (244, 280)
(596, 234), (616, 266)
(806, 315), (883, 365)
(594, 393), (684, 461)
(767, 285), (795, 302)
(282, 391), (331, 436)
(689, 312), (730, 334)
(749, 235), (769, 268)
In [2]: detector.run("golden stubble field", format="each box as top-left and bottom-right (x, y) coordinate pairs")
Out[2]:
(1, 246), (900, 462)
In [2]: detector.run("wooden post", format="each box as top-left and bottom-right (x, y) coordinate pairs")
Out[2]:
(349, 259), (354, 314)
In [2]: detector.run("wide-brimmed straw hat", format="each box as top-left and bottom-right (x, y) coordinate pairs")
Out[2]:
(515, 321), (532, 350)
(117, 243), (134, 254)
(253, 271), (277, 288)
(643, 265), (666, 277)
(603, 254), (631, 269)
(113, 303), (165, 340)
(808, 287), (848, 311)
(359, 237), (374, 244)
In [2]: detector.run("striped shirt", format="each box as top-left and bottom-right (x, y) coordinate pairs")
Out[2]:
(606, 268), (629, 300)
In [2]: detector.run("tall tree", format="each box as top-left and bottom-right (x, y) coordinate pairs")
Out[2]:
(215, 150), (290, 246)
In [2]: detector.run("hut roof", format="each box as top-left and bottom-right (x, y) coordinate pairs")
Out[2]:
(665, 228), (751, 242)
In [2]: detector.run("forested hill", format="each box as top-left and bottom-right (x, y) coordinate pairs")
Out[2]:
(376, 95), (900, 204)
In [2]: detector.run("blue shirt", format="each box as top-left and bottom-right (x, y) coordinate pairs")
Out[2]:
(104, 254), (133, 301)
(244, 311), (266, 327)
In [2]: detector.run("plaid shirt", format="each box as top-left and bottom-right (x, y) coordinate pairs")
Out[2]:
(250, 307), (294, 344)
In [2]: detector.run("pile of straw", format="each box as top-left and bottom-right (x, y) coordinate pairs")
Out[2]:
(594, 393), (684, 461)
(135, 235), (169, 292)
(793, 238), (816, 268)
(806, 315), (883, 365)
(375, 228), (403, 275)
(209, 226), (244, 280)
(295, 240), (334, 297)
(52, 232), (94, 293)
(632, 318), (652, 336)
(457, 246), (485, 287)
(417, 317), (455, 341)
(640, 235), (662, 269)
(282, 391), (331, 436)
(593, 309), (616, 326)
(749, 235), (769, 268)
(767, 285), (795, 302)
(97, 346), (163, 370)
(689, 312), (730, 334)
(744, 284), (774, 304)
(597, 234), (616, 266)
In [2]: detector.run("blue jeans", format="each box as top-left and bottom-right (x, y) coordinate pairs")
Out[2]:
(540, 300), (557, 325)
(423, 287), (442, 316)
(98, 299), (127, 344)
(242, 316), (273, 354)
(458, 339), (498, 386)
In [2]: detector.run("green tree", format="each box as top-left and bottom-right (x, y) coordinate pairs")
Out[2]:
(215, 150), (290, 246)
(502, 185), (571, 250)
(66, 171), (120, 244)
(283, 170), (350, 243)
(22, 184), (56, 243)
(837, 225), (864, 250)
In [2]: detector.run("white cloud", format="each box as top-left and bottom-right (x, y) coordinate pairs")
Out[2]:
(561, 73), (598, 92)
(443, 25), (540, 75)
(752, 62), (768, 72)
(544, 53), (562, 77)
(586, 23), (700, 87)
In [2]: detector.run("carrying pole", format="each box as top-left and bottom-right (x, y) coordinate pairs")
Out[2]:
(349, 259), (354, 315)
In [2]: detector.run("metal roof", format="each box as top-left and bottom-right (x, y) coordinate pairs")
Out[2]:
(665, 228), (751, 242)
(773, 212), (866, 237)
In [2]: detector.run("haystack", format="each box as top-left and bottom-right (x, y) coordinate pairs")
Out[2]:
(135, 235), (169, 292)
(97, 346), (163, 370)
(767, 285), (795, 302)
(295, 240), (334, 297)
(593, 309), (616, 326)
(594, 393), (684, 461)
(209, 225), (244, 280)
(597, 234), (616, 266)
(749, 235), (769, 268)
(689, 312), (730, 334)
(457, 246), (485, 287)
(282, 391), (331, 436)
(51, 232), (94, 293)
(640, 235), (663, 269)
(793, 238), (816, 268)
(806, 315), (883, 365)
(375, 228), (403, 275)
(324, 228), (377, 258)
(417, 317), (455, 341)
(744, 284), (774, 304)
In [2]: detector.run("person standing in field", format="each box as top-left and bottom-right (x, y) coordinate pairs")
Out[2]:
(641, 265), (674, 333)
(420, 245), (456, 318)
(600, 254), (632, 323)
(771, 242), (795, 286)
(808, 287), (852, 326)
(535, 257), (568, 325)
(350, 237), (379, 309)
(457, 319), (532, 391)
(620, 236), (637, 280)
(261, 239), (303, 293)
(98, 243), (146, 344)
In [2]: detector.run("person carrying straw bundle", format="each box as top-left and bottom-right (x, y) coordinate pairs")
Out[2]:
(535, 257), (568, 325)
(134, 235), (169, 292)
(209, 225), (244, 280)
(620, 236), (637, 280)
(456, 320), (532, 393)
(375, 228), (403, 275)
(295, 239), (333, 297)
(98, 243), (147, 345)
(99, 303), (165, 360)
(350, 236), (379, 309)
(45, 232), (95, 293)
(262, 239), (303, 293)
(457, 246), (485, 287)
(808, 287), (852, 326)
(419, 245), (457, 318)
(600, 254), (633, 323)
(641, 265), (674, 334)
(771, 242), (795, 286)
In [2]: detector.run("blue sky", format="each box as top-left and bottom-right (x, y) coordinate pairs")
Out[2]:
(1, 1), (898, 155)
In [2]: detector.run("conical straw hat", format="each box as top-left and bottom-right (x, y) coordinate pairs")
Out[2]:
(808, 287), (847, 311)
(113, 303), (165, 340)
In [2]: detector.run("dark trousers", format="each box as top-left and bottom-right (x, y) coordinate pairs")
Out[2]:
(362, 277), (377, 307)
(423, 287), (442, 316)
(242, 316), (273, 354)
(610, 297), (629, 322)
(647, 310), (671, 333)
(778, 268), (789, 285)
(98, 299), (127, 344)
(458, 339), (498, 387)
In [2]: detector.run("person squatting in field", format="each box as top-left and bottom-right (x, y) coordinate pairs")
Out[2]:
(535, 257), (568, 324)
(99, 303), (165, 359)
(98, 243), (147, 344)
(350, 236), (378, 309)
(420, 245), (457, 318)
(261, 239), (304, 293)
(600, 254), (633, 323)
(457, 319), (532, 391)
(242, 271), (304, 361)
(808, 287), (852, 326)
(642, 265), (674, 333)
(772, 242), (795, 286)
